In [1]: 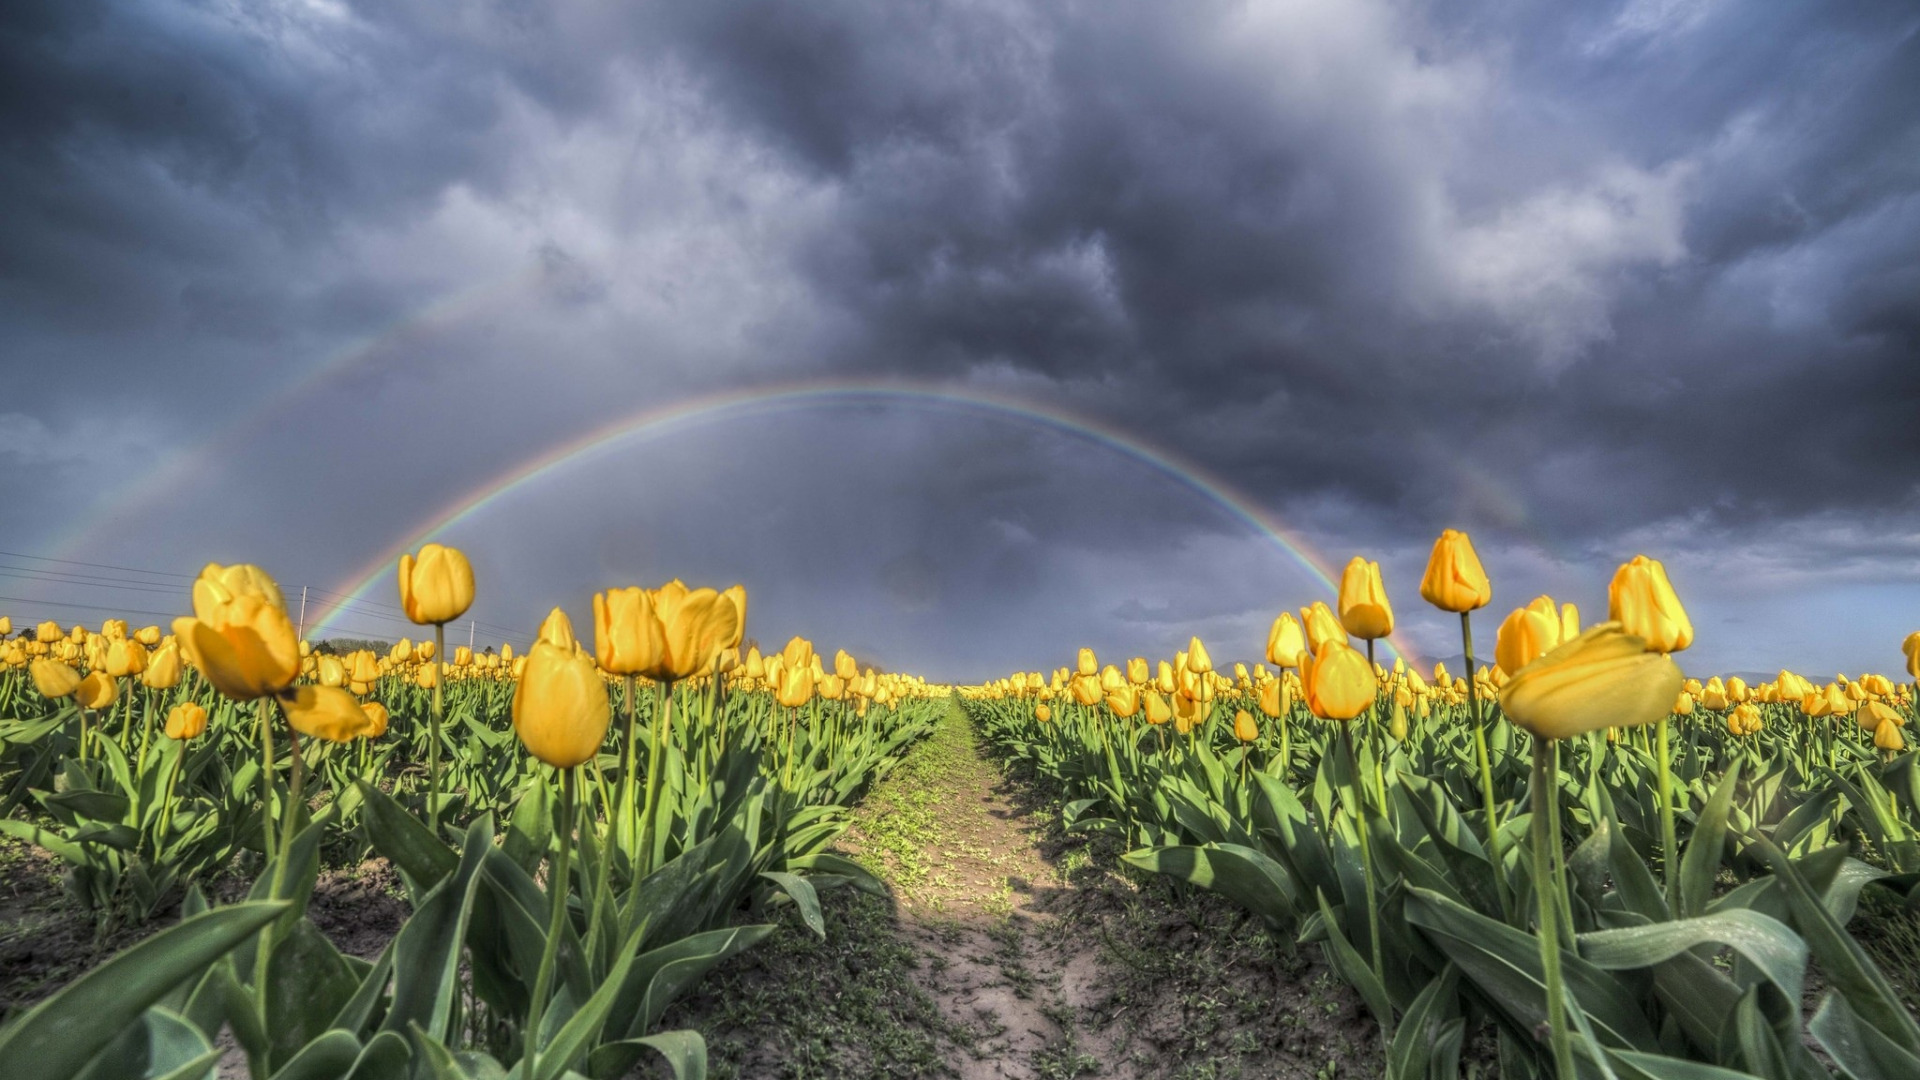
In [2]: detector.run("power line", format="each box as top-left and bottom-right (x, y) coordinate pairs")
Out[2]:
(0, 549), (197, 580)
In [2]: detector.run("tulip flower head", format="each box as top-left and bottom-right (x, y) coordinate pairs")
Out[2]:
(30, 658), (81, 699)
(1232, 709), (1258, 743)
(165, 701), (209, 740)
(1337, 557), (1394, 640)
(173, 563), (302, 701)
(1301, 641), (1377, 721)
(76, 672), (117, 710)
(1419, 530), (1492, 613)
(512, 608), (612, 768)
(398, 543), (475, 626)
(1267, 613), (1307, 668)
(1607, 555), (1692, 654)
(1496, 622), (1684, 741)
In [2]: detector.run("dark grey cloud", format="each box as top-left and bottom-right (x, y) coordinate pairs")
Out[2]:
(1, 0), (1915, 679)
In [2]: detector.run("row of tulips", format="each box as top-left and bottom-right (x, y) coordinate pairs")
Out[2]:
(968, 530), (1920, 1080)
(0, 547), (941, 1080)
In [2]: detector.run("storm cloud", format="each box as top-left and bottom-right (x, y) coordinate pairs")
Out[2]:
(1, 0), (1915, 680)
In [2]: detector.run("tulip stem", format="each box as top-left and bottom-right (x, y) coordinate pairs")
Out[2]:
(1463, 612), (1510, 917)
(638, 681), (670, 878)
(527, 766), (574, 1076)
(1531, 738), (1576, 1079)
(255, 712), (303, 1051)
(428, 623), (445, 831)
(1657, 713), (1677, 902)
(620, 675), (639, 854)
(1341, 724), (1386, 1011)
(258, 697), (277, 866)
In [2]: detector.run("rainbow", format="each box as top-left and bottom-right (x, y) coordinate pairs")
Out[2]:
(304, 379), (1425, 667)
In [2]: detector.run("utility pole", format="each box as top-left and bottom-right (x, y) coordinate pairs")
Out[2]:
(469, 619), (475, 651)
(297, 586), (308, 640)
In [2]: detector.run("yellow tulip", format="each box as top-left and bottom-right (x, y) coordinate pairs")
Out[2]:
(1232, 709), (1258, 743)
(173, 563), (301, 700)
(1859, 700), (1903, 733)
(1034, 703), (1052, 722)
(1673, 691), (1694, 715)
(30, 658), (80, 698)
(397, 543), (475, 625)
(1127, 657), (1150, 684)
(1699, 677), (1729, 711)
(101, 638), (145, 678)
(1186, 637), (1212, 674)
(1258, 677), (1286, 718)
(315, 655), (345, 687)
(76, 672), (118, 710)
(1106, 685), (1140, 718)
(1337, 557), (1394, 640)
(360, 701), (390, 738)
(1494, 603), (1560, 677)
(1171, 692), (1202, 734)
(777, 664), (815, 708)
(452, 645), (473, 668)
(1267, 612), (1306, 668)
(35, 620), (61, 644)
(1495, 623), (1683, 740)
(1301, 602), (1346, 655)
(1144, 691), (1172, 726)
(652, 581), (744, 680)
(593, 586), (666, 676)
(819, 674), (845, 701)
(351, 651), (381, 683)
(279, 685), (373, 742)
(1300, 641), (1377, 721)
(1077, 647), (1098, 677)
(835, 650), (858, 681)
(1154, 661), (1176, 694)
(1070, 674), (1102, 706)
(1607, 555), (1692, 653)
(512, 609), (611, 768)
(1419, 529), (1492, 613)
(100, 619), (128, 640)
(1875, 720), (1905, 753)
(165, 701), (209, 740)
(1389, 701), (1409, 741)
(142, 641), (182, 690)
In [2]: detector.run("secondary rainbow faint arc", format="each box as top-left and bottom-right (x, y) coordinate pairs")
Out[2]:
(307, 381), (1425, 667)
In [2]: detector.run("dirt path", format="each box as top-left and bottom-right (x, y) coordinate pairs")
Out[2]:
(838, 699), (1115, 1078)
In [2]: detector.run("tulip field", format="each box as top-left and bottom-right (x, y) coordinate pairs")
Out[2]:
(0, 553), (940, 1080)
(0, 533), (1917, 1080)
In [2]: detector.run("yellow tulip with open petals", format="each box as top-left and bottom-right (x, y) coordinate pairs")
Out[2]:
(279, 685), (373, 743)
(173, 563), (301, 701)
(1496, 623), (1683, 740)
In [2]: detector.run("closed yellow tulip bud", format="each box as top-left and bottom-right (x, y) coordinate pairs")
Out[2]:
(1673, 691), (1694, 715)
(1390, 701), (1409, 741)
(1034, 703), (1052, 722)
(1258, 677), (1285, 718)
(398, 543), (475, 625)
(1607, 555), (1692, 654)
(835, 650), (858, 681)
(1070, 673), (1102, 706)
(76, 671), (118, 710)
(1859, 700), (1903, 733)
(782, 636), (814, 670)
(1155, 661), (1176, 694)
(173, 563), (301, 701)
(814, 673), (840, 700)
(512, 609), (611, 768)
(1875, 720), (1905, 752)
(416, 639), (436, 662)
(1077, 647), (1098, 677)
(316, 655), (346, 687)
(1145, 691), (1172, 726)
(1186, 637), (1212, 674)
(132, 624), (160, 646)
(1267, 613), (1306, 668)
(1171, 692), (1202, 734)
(165, 701), (209, 740)
(1232, 709), (1258, 743)
(352, 651), (381, 683)
(500, 641), (513, 662)
(452, 645), (472, 668)
(1494, 603), (1560, 677)
(1699, 677), (1729, 711)
(1127, 657), (1149, 684)
(1337, 557), (1394, 641)
(651, 581), (741, 680)
(103, 638), (146, 678)
(142, 641), (182, 690)
(777, 664), (815, 708)
(31, 658), (81, 699)
(1733, 702), (1762, 735)
(35, 620), (61, 643)
(360, 701), (390, 738)
(1106, 685), (1140, 718)
(1824, 683), (1854, 715)
(280, 685), (374, 742)
(1101, 665), (1126, 692)
(1495, 623), (1683, 740)
(1419, 529), (1492, 613)
(1301, 602), (1346, 655)
(100, 619), (127, 640)
(594, 586), (666, 677)
(1300, 641), (1377, 721)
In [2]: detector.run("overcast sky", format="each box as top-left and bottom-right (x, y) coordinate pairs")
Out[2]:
(2, 0), (1916, 682)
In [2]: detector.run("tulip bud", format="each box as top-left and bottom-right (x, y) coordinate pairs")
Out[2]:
(1106, 685), (1140, 718)
(1144, 691), (1171, 726)
(1337, 557), (1394, 640)
(1267, 613), (1306, 668)
(1232, 709), (1258, 743)
(165, 701), (210, 740)
(1258, 677), (1285, 718)
(1034, 703), (1052, 722)
(1077, 647), (1098, 678)
(398, 544), (475, 625)
(512, 608), (611, 768)
(31, 658), (81, 699)
(1419, 530), (1492, 613)
(1300, 602), (1345, 655)
(1185, 637), (1212, 674)
(173, 563), (301, 701)
(360, 701), (390, 738)
(278, 685), (374, 742)
(76, 672), (118, 710)
(777, 664), (815, 708)
(1875, 720), (1906, 752)
(1494, 603), (1560, 677)
(1495, 623), (1683, 741)
(1607, 555), (1692, 654)
(1300, 641), (1377, 721)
